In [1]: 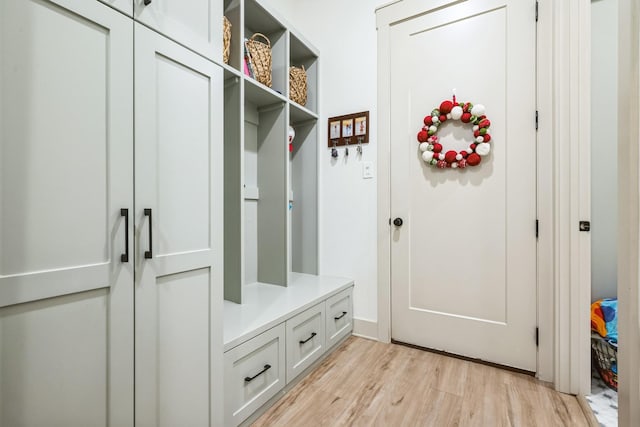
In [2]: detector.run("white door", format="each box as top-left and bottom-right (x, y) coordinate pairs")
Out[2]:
(134, 0), (220, 62)
(390, 0), (537, 371)
(0, 0), (134, 425)
(134, 24), (223, 427)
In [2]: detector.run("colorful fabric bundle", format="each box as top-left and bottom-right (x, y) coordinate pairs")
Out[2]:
(591, 298), (618, 343)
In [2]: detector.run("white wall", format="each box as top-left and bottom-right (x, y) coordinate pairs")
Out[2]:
(591, 0), (618, 301)
(262, 0), (385, 331)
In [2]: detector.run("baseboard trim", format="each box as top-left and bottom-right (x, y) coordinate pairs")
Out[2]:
(353, 318), (378, 340)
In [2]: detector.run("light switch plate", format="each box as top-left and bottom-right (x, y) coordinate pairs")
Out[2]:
(363, 161), (374, 179)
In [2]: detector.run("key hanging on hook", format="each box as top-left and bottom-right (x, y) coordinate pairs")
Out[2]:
(331, 140), (338, 158)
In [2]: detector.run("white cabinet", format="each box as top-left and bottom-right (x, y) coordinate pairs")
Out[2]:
(224, 324), (286, 427)
(0, 2), (223, 426)
(0, 0), (134, 425)
(285, 302), (326, 382)
(99, 0), (133, 16)
(326, 287), (354, 349)
(134, 0), (221, 61)
(134, 24), (223, 427)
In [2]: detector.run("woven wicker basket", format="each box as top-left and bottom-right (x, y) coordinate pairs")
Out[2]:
(289, 65), (307, 106)
(223, 16), (231, 64)
(246, 33), (272, 87)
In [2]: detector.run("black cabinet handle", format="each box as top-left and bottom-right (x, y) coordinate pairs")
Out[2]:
(334, 311), (347, 321)
(143, 0), (152, 5)
(120, 208), (129, 263)
(144, 208), (153, 259)
(299, 332), (317, 345)
(244, 364), (271, 382)
(393, 218), (403, 227)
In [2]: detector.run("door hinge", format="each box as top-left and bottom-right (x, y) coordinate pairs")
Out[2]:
(536, 219), (539, 239)
(535, 1), (539, 22)
(536, 327), (539, 346)
(535, 110), (539, 131)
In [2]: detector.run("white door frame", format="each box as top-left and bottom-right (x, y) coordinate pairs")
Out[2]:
(617, 0), (640, 424)
(376, 0), (592, 392)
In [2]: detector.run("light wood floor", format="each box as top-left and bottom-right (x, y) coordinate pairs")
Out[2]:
(253, 336), (590, 427)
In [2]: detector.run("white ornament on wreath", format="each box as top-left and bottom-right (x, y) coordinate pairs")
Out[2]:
(476, 142), (491, 156)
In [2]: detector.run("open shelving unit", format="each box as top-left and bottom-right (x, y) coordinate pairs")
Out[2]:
(220, 4), (353, 425)
(223, 0), (320, 304)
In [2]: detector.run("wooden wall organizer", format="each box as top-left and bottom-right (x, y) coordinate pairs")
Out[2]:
(328, 111), (369, 147)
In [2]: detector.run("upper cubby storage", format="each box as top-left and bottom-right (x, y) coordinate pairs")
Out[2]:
(222, 0), (318, 116)
(224, 0), (242, 71)
(289, 32), (318, 114)
(244, 0), (287, 97)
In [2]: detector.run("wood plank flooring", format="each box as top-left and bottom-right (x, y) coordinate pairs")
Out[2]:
(253, 336), (589, 426)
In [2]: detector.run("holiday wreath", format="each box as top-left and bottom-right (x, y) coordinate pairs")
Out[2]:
(416, 97), (492, 169)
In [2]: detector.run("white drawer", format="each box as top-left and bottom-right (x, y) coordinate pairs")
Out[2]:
(224, 324), (286, 426)
(285, 302), (326, 383)
(325, 287), (353, 349)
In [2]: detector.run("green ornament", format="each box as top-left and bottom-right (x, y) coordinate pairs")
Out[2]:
(431, 109), (440, 116)
(428, 144), (434, 151)
(430, 159), (438, 165)
(470, 115), (478, 124)
(428, 129), (436, 136)
(479, 128), (487, 135)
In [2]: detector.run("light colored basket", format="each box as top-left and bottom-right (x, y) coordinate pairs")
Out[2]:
(246, 33), (272, 87)
(223, 16), (231, 64)
(289, 65), (307, 106)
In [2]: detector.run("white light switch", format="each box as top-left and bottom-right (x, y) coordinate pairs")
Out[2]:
(363, 161), (374, 179)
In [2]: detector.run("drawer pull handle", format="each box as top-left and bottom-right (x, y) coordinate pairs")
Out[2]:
(334, 311), (348, 321)
(244, 364), (271, 383)
(299, 332), (317, 345)
(143, 0), (152, 5)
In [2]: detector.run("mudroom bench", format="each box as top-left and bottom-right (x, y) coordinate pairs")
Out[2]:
(223, 273), (354, 426)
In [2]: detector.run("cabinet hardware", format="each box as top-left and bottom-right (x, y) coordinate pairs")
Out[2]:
(334, 311), (347, 321)
(144, 208), (153, 259)
(143, 0), (152, 5)
(299, 332), (317, 344)
(393, 217), (403, 227)
(579, 221), (591, 232)
(244, 364), (271, 382)
(120, 208), (129, 262)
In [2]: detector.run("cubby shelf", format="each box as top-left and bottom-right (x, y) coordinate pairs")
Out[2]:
(223, 0), (320, 305)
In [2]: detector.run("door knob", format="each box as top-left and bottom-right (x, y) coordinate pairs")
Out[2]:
(393, 218), (403, 227)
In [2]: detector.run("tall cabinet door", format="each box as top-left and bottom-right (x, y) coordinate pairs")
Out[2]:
(134, 24), (223, 427)
(134, 0), (221, 61)
(0, 0), (134, 426)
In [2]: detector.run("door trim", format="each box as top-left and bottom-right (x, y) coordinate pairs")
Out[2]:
(617, 0), (640, 424)
(376, 0), (591, 391)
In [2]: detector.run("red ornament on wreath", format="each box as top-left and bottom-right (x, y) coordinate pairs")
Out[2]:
(416, 94), (493, 169)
